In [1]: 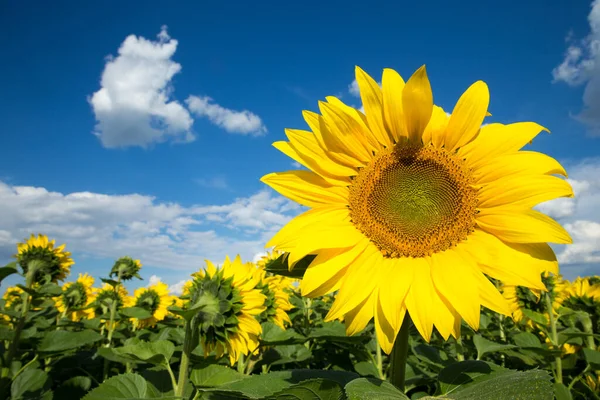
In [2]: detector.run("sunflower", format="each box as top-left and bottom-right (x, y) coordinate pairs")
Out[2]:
(501, 274), (567, 328)
(260, 65), (573, 353)
(109, 256), (142, 281)
(253, 262), (294, 329)
(128, 280), (175, 329)
(91, 283), (129, 328)
(185, 255), (266, 365)
(15, 234), (74, 284)
(561, 277), (600, 332)
(55, 273), (97, 321)
(2, 286), (25, 322)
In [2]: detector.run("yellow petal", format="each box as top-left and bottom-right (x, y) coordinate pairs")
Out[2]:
(474, 271), (511, 316)
(460, 122), (549, 169)
(382, 68), (407, 143)
(478, 175), (573, 209)
(477, 208), (572, 244)
(422, 105), (450, 148)
(318, 115), (367, 168)
(345, 291), (375, 335)
(355, 66), (392, 147)
(261, 171), (348, 208)
(319, 101), (374, 162)
(374, 295), (404, 354)
(431, 250), (481, 330)
(301, 242), (368, 297)
(402, 65), (433, 143)
(444, 81), (489, 151)
(472, 151), (568, 184)
(325, 96), (381, 151)
(404, 257), (435, 341)
(377, 257), (414, 333)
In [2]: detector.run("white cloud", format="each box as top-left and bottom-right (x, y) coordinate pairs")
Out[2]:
(535, 158), (600, 276)
(552, 0), (600, 136)
(88, 26), (194, 148)
(194, 176), (229, 191)
(147, 274), (162, 287)
(348, 79), (361, 97)
(168, 280), (187, 296)
(0, 181), (301, 274)
(186, 95), (267, 136)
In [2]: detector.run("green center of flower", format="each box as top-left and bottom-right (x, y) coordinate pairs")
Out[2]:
(349, 143), (478, 258)
(135, 290), (160, 316)
(62, 282), (87, 309)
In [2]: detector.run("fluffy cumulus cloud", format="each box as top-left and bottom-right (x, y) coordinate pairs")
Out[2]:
(536, 158), (600, 278)
(89, 26), (195, 148)
(0, 180), (302, 276)
(186, 95), (267, 136)
(553, 0), (600, 136)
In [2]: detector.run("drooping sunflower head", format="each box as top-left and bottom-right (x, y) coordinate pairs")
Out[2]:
(256, 250), (285, 270)
(561, 277), (600, 331)
(91, 283), (129, 320)
(55, 273), (96, 321)
(252, 264), (294, 330)
(186, 255), (266, 365)
(261, 65), (574, 353)
(129, 281), (174, 329)
(15, 234), (74, 285)
(109, 256), (142, 281)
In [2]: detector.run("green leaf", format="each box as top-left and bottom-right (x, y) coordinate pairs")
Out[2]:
(101, 278), (120, 287)
(354, 361), (380, 378)
(521, 309), (549, 326)
(37, 329), (105, 353)
(512, 332), (542, 348)
(82, 373), (180, 400)
(310, 321), (369, 344)
(97, 347), (142, 365)
(265, 254), (316, 279)
(0, 264), (17, 283)
(260, 322), (305, 345)
(344, 377), (409, 399)
(168, 292), (220, 322)
(437, 360), (553, 400)
(583, 348), (600, 369)
(11, 368), (52, 400)
(112, 340), (175, 365)
(36, 282), (63, 296)
(200, 370), (358, 399)
(553, 383), (572, 400)
(120, 307), (154, 319)
(271, 378), (344, 400)
(54, 376), (92, 400)
(472, 335), (516, 359)
(190, 364), (247, 387)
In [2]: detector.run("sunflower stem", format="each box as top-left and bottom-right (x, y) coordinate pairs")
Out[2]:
(175, 320), (193, 397)
(389, 316), (411, 392)
(103, 275), (122, 381)
(455, 336), (465, 362)
(544, 292), (562, 384)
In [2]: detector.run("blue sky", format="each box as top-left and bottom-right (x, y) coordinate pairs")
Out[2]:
(0, 0), (599, 293)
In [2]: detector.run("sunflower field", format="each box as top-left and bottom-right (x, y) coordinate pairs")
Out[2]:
(1, 66), (596, 400)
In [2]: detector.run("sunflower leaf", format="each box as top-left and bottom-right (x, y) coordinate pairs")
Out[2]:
(190, 364), (247, 387)
(0, 264), (18, 283)
(112, 340), (175, 365)
(472, 335), (516, 359)
(271, 378), (345, 400)
(344, 377), (409, 399)
(81, 372), (180, 399)
(11, 368), (53, 400)
(583, 348), (600, 369)
(37, 329), (105, 353)
(120, 306), (154, 319)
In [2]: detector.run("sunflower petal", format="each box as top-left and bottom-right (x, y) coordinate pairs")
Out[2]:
(473, 151), (568, 184)
(355, 66), (392, 147)
(402, 65), (433, 143)
(261, 171), (348, 208)
(382, 68), (407, 143)
(444, 81), (489, 151)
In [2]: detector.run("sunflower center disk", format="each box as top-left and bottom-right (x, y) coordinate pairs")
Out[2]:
(349, 144), (478, 258)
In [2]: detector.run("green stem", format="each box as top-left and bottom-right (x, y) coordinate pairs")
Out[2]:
(237, 354), (246, 374)
(175, 321), (193, 397)
(389, 316), (411, 391)
(165, 361), (178, 393)
(455, 336), (465, 362)
(568, 364), (590, 391)
(376, 334), (384, 379)
(11, 354), (38, 381)
(545, 293), (562, 384)
(103, 276), (122, 381)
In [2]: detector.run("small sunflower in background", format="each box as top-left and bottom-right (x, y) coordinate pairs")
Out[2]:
(92, 283), (129, 329)
(128, 280), (175, 329)
(15, 234), (74, 285)
(253, 263), (294, 330)
(185, 255), (266, 365)
(261, 65), (573, 352)
(561, 277), (600, 332)
(55, 273), (97, 321)
(1, 286), (25, 323)
(501, 274), (567, 329)
(109, 256), (142, 281)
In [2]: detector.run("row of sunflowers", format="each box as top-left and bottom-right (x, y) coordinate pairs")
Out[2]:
(1, 233), (600, 399)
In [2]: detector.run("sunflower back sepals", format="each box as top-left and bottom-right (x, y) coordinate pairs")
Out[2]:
(109, 257), (142, 281)
(264, 254), (315, 279)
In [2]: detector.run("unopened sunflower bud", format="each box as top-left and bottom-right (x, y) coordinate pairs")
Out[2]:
(109, 256), (142, 281)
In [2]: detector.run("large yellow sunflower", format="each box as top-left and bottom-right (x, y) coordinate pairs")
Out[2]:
(127, 281), (175, 329)
(260, 66), (573, 353)
(55, 273), (97, 321)
(15, 234), (74, 284)
(186, 255), (266, 365)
